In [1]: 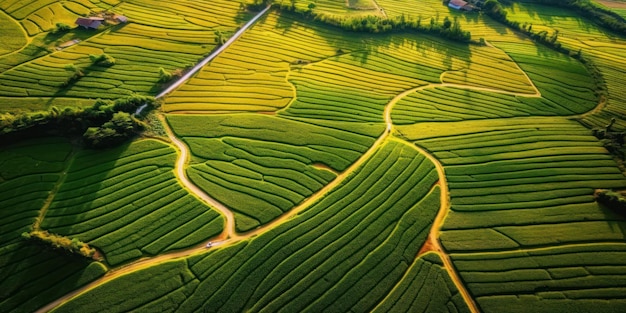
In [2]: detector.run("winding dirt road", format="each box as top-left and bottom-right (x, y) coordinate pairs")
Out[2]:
(38, 37), (590, 313)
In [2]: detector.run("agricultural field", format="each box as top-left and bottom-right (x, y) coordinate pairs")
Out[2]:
(40, 139), (224, 266)
(392, 40), (597, 123)
(0, 0), (249, 110)
(500, 1), (626, 130)
(167, 113), (384, 231)
(398, 118), (626, 311)
(2, 0), (626, 312)
(50, 140), (468, 313)
(0, 138), (107, 313)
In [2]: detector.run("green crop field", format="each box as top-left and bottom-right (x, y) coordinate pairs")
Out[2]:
(41, 139), (224, 266)
(50, 140), (468, 313)
(167, 113), (384, 231)
(399, 117), (626, 311)
(0, 138), (107, 313)
(3, 0), (626, 312)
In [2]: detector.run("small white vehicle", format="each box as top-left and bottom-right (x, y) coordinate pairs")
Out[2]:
(206, 242), (212, 248)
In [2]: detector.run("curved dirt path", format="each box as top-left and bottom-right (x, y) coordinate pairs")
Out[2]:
(39, 37), (600, 313)
(159, 115), (236, 238)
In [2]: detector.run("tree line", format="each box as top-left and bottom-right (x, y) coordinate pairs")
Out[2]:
(0, 95), (155, 149)
(482, 0), (607, 100)
(249, 0), (472, 42)
(530, 0), (626, 35)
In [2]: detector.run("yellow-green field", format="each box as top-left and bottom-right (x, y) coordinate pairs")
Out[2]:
(2, 0), (626, 312)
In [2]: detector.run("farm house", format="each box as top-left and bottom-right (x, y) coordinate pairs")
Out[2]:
(75, 17), (104, 29)
(448, 0), (471, 10)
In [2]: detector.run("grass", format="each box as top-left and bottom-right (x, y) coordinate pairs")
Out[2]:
(167, 113), (384, 232)
(0, 137), (107, 313)
(52, 140), (445, 312)
(41, 139), (224, 266)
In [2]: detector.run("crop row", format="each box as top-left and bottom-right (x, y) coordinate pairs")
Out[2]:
(41, 139), (224, 266)
(400, 118), (626, 311)
(0, 0), (246, 99)
(372, 252), (470, 313)
(0, 138), (107, 313)
(167, 114), (384, 231)
(452, 243), (626, 312)
(53, 140), (445, 312)
(162, 11), (361, 113)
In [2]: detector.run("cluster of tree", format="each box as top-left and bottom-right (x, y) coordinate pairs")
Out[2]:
(592, 118), (626, 159)
(22, 230), (97, 259)
(51, 22), (71, 34)
(595, 189), (626, 213)
(84, 111), (143, 148)
(0, 95), (155, 148)
(63, 63), (84, 87)
(89, 53), (116, 66)
(529, 0), (626, 35)
(271, 1), (471, 42)
(158, 67), (183, 83)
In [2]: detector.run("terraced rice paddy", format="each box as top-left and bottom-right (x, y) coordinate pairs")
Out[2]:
(501, 2), (626, 130)
(0, 138), (107, 313)
(167, 114), (384, 231)
(0, 0), (247, 100)
(40, 139), (224, 266)
(392, 41), (596, 124)
(399, 118), (626, 312)
(51, 140), (468, 313)
(0, 0), (113, 36)
(3, 1), (626, 312)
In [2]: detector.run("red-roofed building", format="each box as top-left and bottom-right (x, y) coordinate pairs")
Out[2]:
(448, 0), (470, 10)
(75, 17), (104, 29)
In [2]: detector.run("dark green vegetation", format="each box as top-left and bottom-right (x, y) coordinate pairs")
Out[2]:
(168, 114), (384, 231)
(0, 138), (107, 313)
(52, 140), (466, 313)
(0, 95), (155, 148)
(273, 1), (472, 42)
(41, 139), (224, 266)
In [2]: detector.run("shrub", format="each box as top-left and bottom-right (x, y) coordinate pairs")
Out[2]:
(595, 189), (626, 212)
(89, 53), (116, 66)
(23, 230), (96, 259)
(52, 22), (71, 34)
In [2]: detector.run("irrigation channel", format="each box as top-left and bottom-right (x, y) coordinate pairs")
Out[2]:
(39, 17), (565, 311)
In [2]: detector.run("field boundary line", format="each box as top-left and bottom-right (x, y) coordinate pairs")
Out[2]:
(33, 148), (77, 229)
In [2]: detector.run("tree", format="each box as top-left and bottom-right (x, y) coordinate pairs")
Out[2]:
(443, 17), (452, 29)
(89, 53), (116, 66)
(158, 67), (173, 82)
(52, 22), (71, 34)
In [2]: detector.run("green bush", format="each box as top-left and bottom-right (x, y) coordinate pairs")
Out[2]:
(595, 189), (626, 212)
